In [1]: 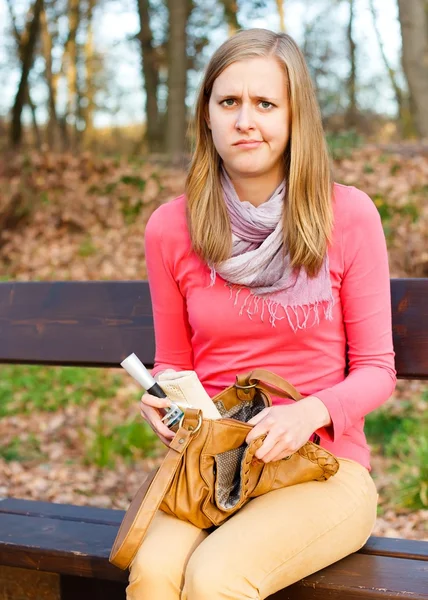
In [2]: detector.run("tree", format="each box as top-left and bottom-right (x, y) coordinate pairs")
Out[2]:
(80, 0), (97, 146)
(6, 0), (42, 145)
(397, 0), (428, 138)
(166, 0), (189, 164)
(369, 0), (408, 135)
(345, 0), (357, 129)
(9, 0), (44, 146)
(136, 0), (164, 152)
(276, 0), (285, 32)
(221, 0), (241, 35)
(40, 1), (59, 147)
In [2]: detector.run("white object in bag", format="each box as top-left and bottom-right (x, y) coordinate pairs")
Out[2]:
(157, 370), (222, 420)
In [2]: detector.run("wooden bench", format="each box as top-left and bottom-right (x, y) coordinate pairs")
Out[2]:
(0, 278), (427, 599)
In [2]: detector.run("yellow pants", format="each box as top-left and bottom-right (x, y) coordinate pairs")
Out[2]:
(127, 458), (378, 600)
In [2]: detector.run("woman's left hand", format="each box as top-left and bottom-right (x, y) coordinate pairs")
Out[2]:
(245, 397), (331, 463)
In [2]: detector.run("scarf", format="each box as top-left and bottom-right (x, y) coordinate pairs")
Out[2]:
(208, 169), (334, 330)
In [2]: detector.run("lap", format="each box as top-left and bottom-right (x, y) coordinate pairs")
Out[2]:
(129, 458), (378, 600)
(183, 458), (378, 598)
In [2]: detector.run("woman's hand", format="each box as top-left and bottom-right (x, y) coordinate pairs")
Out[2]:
(245, 396), (331, 463)
(139, 369), (177, 446)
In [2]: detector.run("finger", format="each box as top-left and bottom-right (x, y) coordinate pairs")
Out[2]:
(254, 430), (282, 461)
(140, 393), (172, 410)
(246, 413), (271, 444)
(261, 440), (294, 463)
(157, 432), (174, 446)
(141, 405), (175, 440)
(247, 408), (270, 427)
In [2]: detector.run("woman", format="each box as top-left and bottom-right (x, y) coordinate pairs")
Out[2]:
(128, 28), (396, 600)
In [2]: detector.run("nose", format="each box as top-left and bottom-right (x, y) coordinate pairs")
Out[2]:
(235, 104), (255, 131)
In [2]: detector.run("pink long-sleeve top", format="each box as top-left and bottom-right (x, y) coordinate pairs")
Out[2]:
(145, 183), (397, 469)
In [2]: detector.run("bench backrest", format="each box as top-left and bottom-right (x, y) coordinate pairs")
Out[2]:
(0, 279), (427, 379)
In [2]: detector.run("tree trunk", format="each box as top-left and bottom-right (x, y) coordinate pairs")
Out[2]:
(369, 0), (408, 135)
(27, 88), (41, 146)
(137, 0), (163, 152)
(276, 0), (286, 32)
(81, 0), (96, 147)
(397, 0), (428, 138)
(40, 5), (59, 148)
(10, 0), (44, 146)
(346, 0), (357, 129)
(7, 0), (42, 146)
(64, 0), (80, 149)
(166, 0), (188, 164)
(221, 0), (240, 36)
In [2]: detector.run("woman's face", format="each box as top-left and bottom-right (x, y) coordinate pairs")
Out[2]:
(207, 56), (290, 181)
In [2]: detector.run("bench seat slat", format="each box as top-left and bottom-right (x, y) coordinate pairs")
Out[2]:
(0, 512), (126, 582)
(1, 499), (427, 563)
(279, 554), (428, 599)
(1, 506), (428, 598)
(361, 536), (428, 562)
(0, 498), (124, 526)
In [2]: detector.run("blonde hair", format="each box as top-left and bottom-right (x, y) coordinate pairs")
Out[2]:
(185, 28), (333, 277)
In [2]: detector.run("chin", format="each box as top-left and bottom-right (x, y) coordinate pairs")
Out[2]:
(228, 163), (270, 178)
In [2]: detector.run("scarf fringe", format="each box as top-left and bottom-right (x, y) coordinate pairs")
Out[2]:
(224, 280), (333, 331)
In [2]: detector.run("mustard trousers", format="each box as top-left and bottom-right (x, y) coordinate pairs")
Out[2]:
(127, 458), (378, 600)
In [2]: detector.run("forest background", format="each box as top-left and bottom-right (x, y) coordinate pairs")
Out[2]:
(0, 0), (427, 540)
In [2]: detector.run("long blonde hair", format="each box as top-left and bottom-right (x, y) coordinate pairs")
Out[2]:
(185, 28), (333, 277)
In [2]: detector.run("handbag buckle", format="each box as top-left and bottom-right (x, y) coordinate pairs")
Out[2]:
(178, 412), (203, 435)
(234, 381), (258, 393)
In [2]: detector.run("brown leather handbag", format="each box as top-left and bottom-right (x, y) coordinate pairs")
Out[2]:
(109, 369), (339, 570)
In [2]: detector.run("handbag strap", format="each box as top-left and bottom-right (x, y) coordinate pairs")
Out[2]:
(245, 369), (303, 401)
(109, 409), (202, 570)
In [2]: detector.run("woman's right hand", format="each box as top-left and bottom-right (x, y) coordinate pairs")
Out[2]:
(139, 369), (177, 446)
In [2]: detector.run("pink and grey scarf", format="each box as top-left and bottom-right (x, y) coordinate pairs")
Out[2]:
(209, 168), (334, 330)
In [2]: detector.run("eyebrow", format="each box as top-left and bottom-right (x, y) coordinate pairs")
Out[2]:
(214, 93), (280, 103)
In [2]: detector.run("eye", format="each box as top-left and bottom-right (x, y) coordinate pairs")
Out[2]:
(221, 98), (236, 107)
(260, 101), (273, 110)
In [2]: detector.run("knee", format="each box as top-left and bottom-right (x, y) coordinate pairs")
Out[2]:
(127, 542), (182, 599)
(184, 555), (219, 599)
(184, 553), (252, 600)
(128, 542), (164, 585)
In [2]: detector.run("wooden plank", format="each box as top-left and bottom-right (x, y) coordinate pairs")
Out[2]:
(274, 554), (428, 599)
(0, 513), (428, 600)
(2, 499), (427, 563)
(360, 535), (428, 562)
(0, 498), (124, 527)
(0, 281), (155, 367)
(391, 278), (428, 380)
(0, 278), (427, 377)
(0, 513), (127, 582)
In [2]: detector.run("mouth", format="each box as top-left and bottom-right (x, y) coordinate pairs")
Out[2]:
(233, 140), (263, 149)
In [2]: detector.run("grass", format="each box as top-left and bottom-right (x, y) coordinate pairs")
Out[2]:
(0, 364), (123, 416)
(0, 434), (46, 462)
(366, 387), (428, 510)
(0, 364), (159, 467)
(85, 418), (159, 468)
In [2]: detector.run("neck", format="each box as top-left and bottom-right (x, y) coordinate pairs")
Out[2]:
(224, 168), (284, 207)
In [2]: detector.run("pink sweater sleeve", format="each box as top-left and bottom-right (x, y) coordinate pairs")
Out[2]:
(144, 204), (194, 376)
(314, 188), (397, 441)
